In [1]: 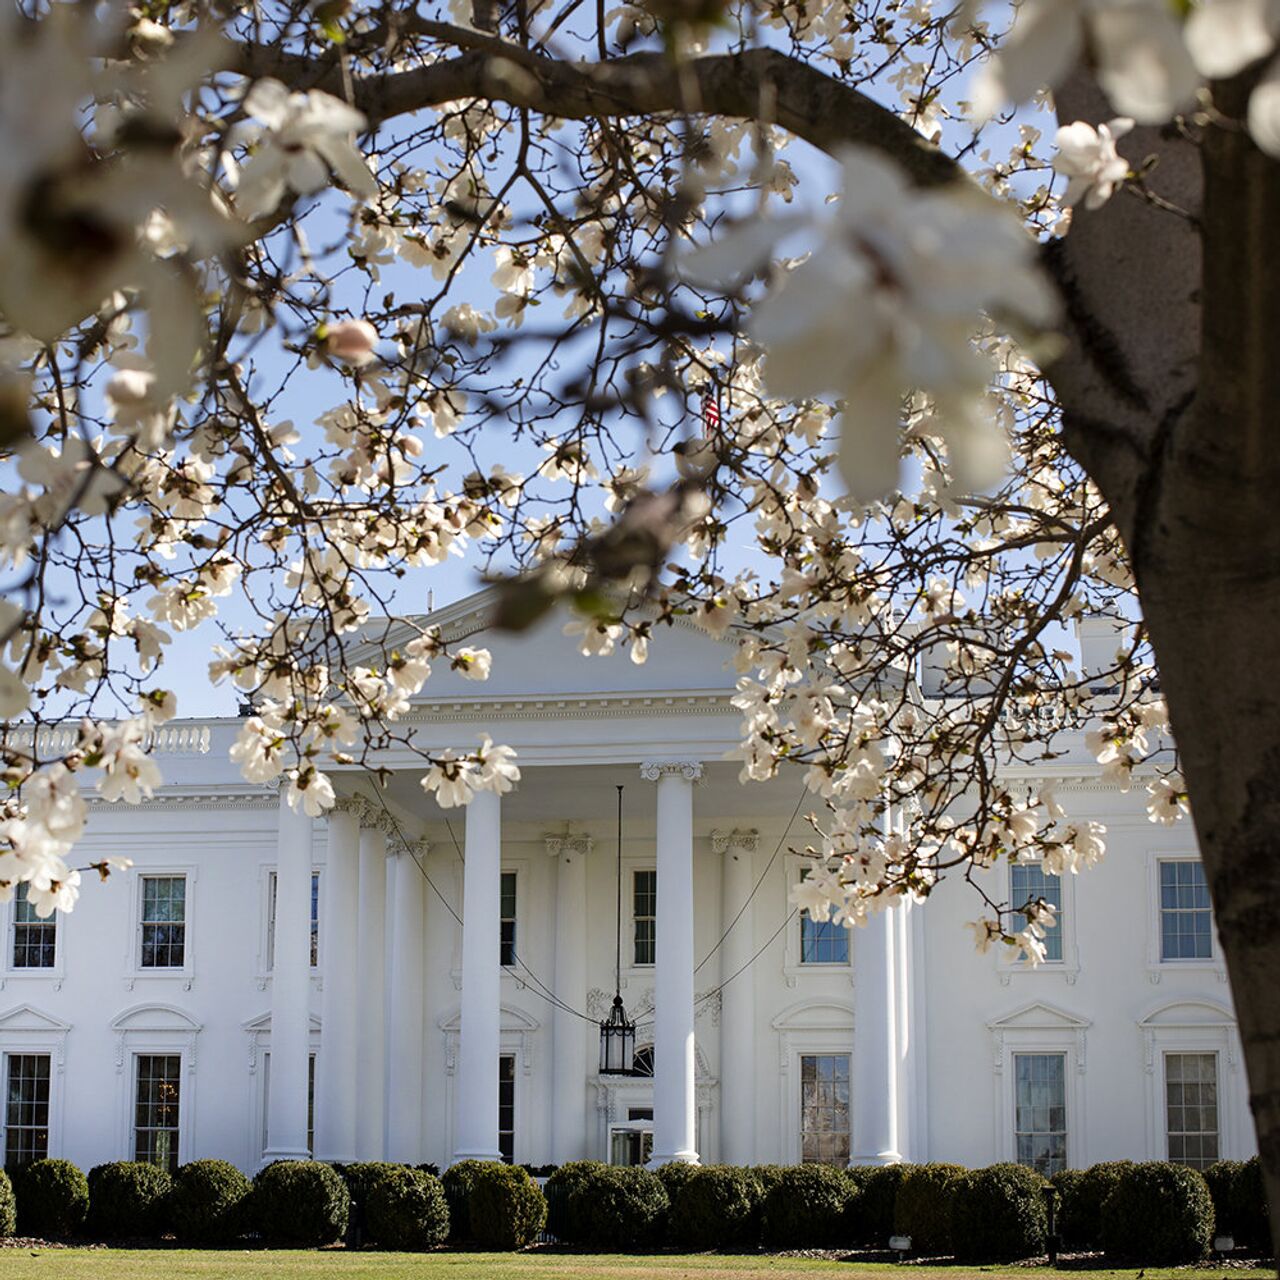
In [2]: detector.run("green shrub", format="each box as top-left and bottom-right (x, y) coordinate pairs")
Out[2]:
(340, 1161), (402, 1236)
(543, 1160), (608, 1242)
(0, 1169), (15, 1237)
(467, 1163), (546, 1250)
(1236, 1156), (1271, 1254)
(951, 1163), (1048, 1261)
(365, 1167), (449, 1250)
(15, 1159), (89, 1238)
(1100, 1161), (1214, 1263)
(1055, 1160), (1132, 1250)
(170, 1159), (252, 1245)
(893, 1162), (966, 1256)
(761, 1164), (856, 1249)
(86, 1162), (172, 1238)
(847, 1164), (911, 1247)
(441, 1159), (487, 1243)
(566, 1165), (669, 1250)
(670, 1165), (764, 1251)
(252, 1159), (349, 1247)
(1203, 1161), (1242, 1238)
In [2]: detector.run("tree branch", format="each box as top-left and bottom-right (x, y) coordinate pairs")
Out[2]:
(233, 41), (962, 187)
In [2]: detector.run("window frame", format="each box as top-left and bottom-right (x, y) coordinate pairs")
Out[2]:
(125, 866), (196, 986)
(1163, 1049), (1221, 1171)
(500, 871), (517, 969)
(7, 882), (60, 978)
(133, 1052), (183, 1174)
(632, 868), (656, 968)
(3, 1051), (52, 1169)
(262, 867), (323, 977)
(997, 860), (1079, 983)
(498, 1052), (516, 1163)
(783, 872), (854, 984)
(1012, 1050), (1069, 1176)
(798, 1051), (852, 1165)
(1146, 852), (1224, 978)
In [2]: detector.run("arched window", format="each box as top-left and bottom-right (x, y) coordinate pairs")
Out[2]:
(631, 1044), (654, 1077)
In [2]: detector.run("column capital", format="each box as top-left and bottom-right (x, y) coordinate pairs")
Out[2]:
(544, 834), (594, 858)
(711, 828), (759, 855)
(640, 760), (703, 783)
(330, 795), (367, 818)
(390, 836), (430, 860)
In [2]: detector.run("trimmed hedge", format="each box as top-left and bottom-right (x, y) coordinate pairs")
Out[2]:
(544, 1160), (607, 1242)
(15, 1159), (89, 1238)
(566, 1165), (669, 1250)
(441, 1159), (486, 1243)
(894, 1162), (966, 1256)
(670, 1165), (764, 1251)
(467, 1163), (546, 1250)
(1235, 1156), (1271, 1254)
(252, 1160), (349, 1247)
(847, 1164), (911, 1247)
(0, 1170), (14, 1237)
(1100, 1161), (1214, 1263)
(951, 1163), (1048, 1261)
(340, 1161), (402, 1237)
(86, 1162), (172, 1239)
(365, 1166), (450, 1250)
(761, 1164), (856, 1249)
(170, 1158), (252, 1244)
(1055, 1160), (1132, 1250)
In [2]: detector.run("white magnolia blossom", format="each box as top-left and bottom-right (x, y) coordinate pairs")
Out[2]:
(1053, 118), (1135, 210)
(679, 146), (1055, 502)
(232, 79), (378, 220)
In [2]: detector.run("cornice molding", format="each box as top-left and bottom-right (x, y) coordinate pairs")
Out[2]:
(402, 692), (734, 723)
(86, 788), (275, 812)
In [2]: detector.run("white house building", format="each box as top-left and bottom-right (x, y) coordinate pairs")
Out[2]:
(0, 593), (1254, 1178)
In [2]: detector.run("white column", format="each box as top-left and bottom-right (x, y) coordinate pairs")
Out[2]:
(264, 789), (313, 1162)
(643, 761), (701, 1167)
(453, 788), (503, 1163)
(715, 828), (758, 1166)
(355, 818), (388, 1160)
(386, 840), (427, 1162)
(851, 903), (901, 1165)
(548, 834), (591, 1164)
(315, 801), (360, 1163)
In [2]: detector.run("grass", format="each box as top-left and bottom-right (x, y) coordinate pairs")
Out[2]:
(0, 1252), (1254, 1280)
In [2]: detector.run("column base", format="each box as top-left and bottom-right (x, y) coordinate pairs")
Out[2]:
(645, 1150), (701, 1169)
(450, 1149), (504, 1166)
(849, 1151), (903, 1167)
(261, 1146), (312, 1167)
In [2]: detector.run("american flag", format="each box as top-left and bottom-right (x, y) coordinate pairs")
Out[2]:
(702, 392), (721, 436)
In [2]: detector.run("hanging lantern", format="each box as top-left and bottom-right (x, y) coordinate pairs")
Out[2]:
(599, 784), (637, 1076)
(599, 994), (636, 1075)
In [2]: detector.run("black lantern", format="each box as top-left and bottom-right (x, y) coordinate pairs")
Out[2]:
(599, 785), (637, 1075)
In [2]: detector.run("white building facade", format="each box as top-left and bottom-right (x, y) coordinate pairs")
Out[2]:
(0, 596), (1255, 1177)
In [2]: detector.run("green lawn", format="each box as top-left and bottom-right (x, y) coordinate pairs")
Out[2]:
(0, 1253), (1255, 1280)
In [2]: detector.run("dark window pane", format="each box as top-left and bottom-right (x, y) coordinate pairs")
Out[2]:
(800, 1054), (851, 1165)
(498, 1054), (515, 1164)
(134, 1055), (181, 1174)
(140, 877), (186, 968)
(1013, 1053), (1067, 1176)
(633, 871), (656, 965)
(4, 1054), (50, 1167)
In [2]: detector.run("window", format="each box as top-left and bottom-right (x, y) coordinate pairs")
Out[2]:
(800, 1053), (850, 1164)
(1165, 1052), (1219, 1169)
(498, 1054), (515, 1163)
(4, 1053), (50, 1167)
(11, 883), (56, 970)
(139, 876), (186, 969)
(500, 872), (517, 968)
(631, 1044), (655, 1077)
(1010, 864), (1063, 962)
(1014, 1052), (1067, 1175)
(1160, 861), (1213, 960)
(633, 870), (656, 966)
(800, 871), (849, 964)
(134, 1054), (181, 1173)
(267, 871), (321, 970)
(259, 1053), (317, 1157)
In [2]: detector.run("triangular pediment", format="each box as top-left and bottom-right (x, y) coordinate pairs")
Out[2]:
(0, 1004), (71, 1034)
(438, 1003), (540, 1033)
(987, 1000), (1090, 1032)
(243, 1011), (322, 1034)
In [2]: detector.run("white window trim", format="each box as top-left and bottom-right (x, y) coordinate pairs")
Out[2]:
(110, 1003), (201, 1164)
(244, 1012), (322, 1164)
(988, 1001), (1090, 1170)
(1, 888), (65, 988)
(1138, 998), (1245, 1161)
(257, 866), (323, 989)
(125, 867), (196, 988)
(771, 998), (855, 1164)
(1145, 852), (1227, 982)
(0, 1005), (70, 1160)
(783, 873), (854, 987)
(998, 859), (1079, 983)
(625, 859), (657, 974)
(499, 862), (523, 974)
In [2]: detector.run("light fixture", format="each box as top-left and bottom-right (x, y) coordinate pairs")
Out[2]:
(599, 785), (637, 1075)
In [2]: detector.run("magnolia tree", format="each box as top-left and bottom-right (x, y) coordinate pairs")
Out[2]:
(1, 0), (1279, 1232)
